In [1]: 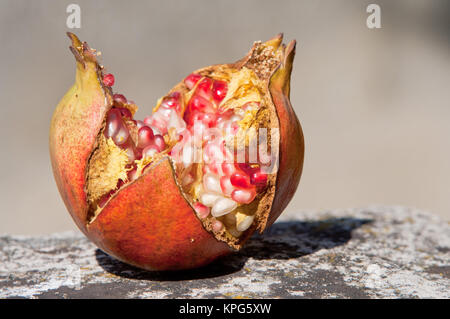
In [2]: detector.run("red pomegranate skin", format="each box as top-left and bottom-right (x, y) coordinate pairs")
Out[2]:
(88, 158), (231, 270)
(49, 33), (304, 271)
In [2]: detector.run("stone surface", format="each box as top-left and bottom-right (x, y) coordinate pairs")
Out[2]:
(0, 206), (449, 299)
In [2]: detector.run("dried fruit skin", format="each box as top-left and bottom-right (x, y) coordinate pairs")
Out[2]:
(49, 32), (304, 271)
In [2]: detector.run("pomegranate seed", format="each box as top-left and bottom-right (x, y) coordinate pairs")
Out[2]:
(187, 111), (217, 127)
(231, 122), (240, 134)
(127, 168), (138, 181)
(112, 122), (129, 146)
(211, 197), (237, 217)
(188, 95), (213, 113)
(113, 93), (127, 106)
(231, 188), (256, 204)
(137, 126), (154, 149)
(220, 176), (235, 196)
(203, 142), (224, 164)
(192, 112), (216, 127)
(162, 97), (178, 108)
(212, 220), (224, 232)
(153, 135), (166, 152)
(206, 162), (222, 175)
(193, 202), (210, 219)
(160, 93), (181, 113)
(230, 172), (252, 189)
(236, 214), (254, 232)
(221, 163), (236, 176)
(196, 77), (213, 99)
(191, 121), (208, 146)
(135, 120), (146, 130)
(202, 164), (215, 176)
(202, 127), (222, 144)
(202, 113), (217, 127)
(238, 163), (259, 175)
(212, 80), (228, 104)
(222, 146), (234, 163)
(102, 73), (115, 87)
(181, 144), (195, 168)
(250, 171), (268, 187)
(216, 111), (233, 129)
(203, 173), (222, 194)
(134, 147), (143, 160)
(200, 192), (222, 207)
(117, 107), (132, 119)
(145, 114), (167, 135)
(104, 109), (121, 138)
(143, 116), (152, 126)
(158, 107), (174, 122)
(184, 73), (202, 90)
(169, 91), (181, 99)
(142, 145), (159, 158)
(168, 110), (187, 133)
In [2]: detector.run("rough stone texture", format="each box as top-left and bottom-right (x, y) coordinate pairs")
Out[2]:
(0, 206), (449, 299)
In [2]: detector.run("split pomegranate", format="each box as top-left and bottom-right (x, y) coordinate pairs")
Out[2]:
(49, 32), (304, 271)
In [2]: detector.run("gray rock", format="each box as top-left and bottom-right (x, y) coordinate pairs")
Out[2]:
(0, 206), (449, 298)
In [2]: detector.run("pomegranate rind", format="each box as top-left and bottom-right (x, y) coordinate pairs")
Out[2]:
(51, 33), (303, 271)
(88, 157), (231, 271)
(266, 40), (304, 229)
(50, 33), (110, 235)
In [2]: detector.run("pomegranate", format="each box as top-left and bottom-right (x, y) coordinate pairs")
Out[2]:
(49, 32), (304, 271)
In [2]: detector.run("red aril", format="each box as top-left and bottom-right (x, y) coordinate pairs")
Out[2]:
(230, 172), (252, 189)
(212, 80), (227, 104)
(160, 92), (182, 113)
(135, 120), (145, 130)
(153, 135), (166, 152)
(250, 171), (268, 187)
(102, 73), (115, 87)
(196, 77), (213, 100)
(238, 163), (259, 175)
(113, 93), (127, 106)
(193, 202), (210, 219)
(188, 95), (214, 113)
(184, 73), (202, 90)
(137, 126), (154, 149)
(221, 163), (236, 176)
(231, 188), (256, 204)
(142, 145), (159, 158)
(220, 176), (235, 196)
(104, 109), (121, 138)
(117, 107), (132, 119)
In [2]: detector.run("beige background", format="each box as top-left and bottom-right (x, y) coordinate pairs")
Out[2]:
(0, 0), (449, 235)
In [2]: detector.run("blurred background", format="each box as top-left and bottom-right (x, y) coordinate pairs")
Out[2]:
(0, 0), (449, 235)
